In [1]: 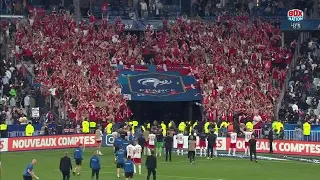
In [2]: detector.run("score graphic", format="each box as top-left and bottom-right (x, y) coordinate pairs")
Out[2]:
(291, 22), (302, 30)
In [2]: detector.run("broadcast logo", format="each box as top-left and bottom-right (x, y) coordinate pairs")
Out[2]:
(287, 9), (303, 22)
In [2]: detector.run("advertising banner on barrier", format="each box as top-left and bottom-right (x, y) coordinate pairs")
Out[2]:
(2, 134), (319, 156)
(225, 138), (320, 156)
(102, 134), (114, 147)
(4, 134), (97, 152)
(0, 138), (8, 152)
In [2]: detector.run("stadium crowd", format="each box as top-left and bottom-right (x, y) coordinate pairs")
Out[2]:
(3, 7), (293, 129)
(279, 37), (320, 125)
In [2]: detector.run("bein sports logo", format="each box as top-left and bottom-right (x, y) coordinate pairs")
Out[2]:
(287, 9), (303, 22)
(137, 78), (172, 88)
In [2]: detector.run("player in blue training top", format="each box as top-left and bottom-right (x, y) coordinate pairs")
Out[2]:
(124, 156), (135, 180)
(90, 151), (101, 180)
(23, 159), (39, 180)
(128, 133), (135, 144)
(115, 146), (125, 179)
(122, 138), (129, 157)
(114, 135), (124, 154)
(73, 143), (83, 176)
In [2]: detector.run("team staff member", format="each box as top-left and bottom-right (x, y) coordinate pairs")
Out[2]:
(207, 131), (217, 159)
(114, 134), (123, 154)
(188, 135), (196, 164)
(268, 128), (274, 153)
(115, 146), (125, 178)
(23, 159), (39, 180)
(164, 132), (173, 162)
(249, 134), (258, 162)
(145, 150), (157, 180)
(60, 152), (72, 180)
(90, 151), (101, 180)
(124, 156), (135, 180)
(73, 144), (83, 176)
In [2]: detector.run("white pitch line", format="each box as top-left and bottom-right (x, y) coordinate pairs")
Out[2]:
(81, 170), (225, 180)
(2, 150), (318, 166)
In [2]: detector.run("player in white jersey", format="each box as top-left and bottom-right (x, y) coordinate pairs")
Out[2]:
(133, 141), (142, 174)
(228, 130), (237, 156)
(242, 128), (253, 156)
(176, 132), (184, 155)
(126, 143), (135, 158)
(148, 133), (156, 154)
(95, 126), (103, 155)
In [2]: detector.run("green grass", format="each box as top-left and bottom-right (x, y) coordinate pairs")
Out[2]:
(0, 148), (318, 180)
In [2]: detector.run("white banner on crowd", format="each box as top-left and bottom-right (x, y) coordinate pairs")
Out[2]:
(31, 108), (40, 118)
(123, 94), (132, 100)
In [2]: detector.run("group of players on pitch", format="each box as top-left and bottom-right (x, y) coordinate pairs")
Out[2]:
(71, 125), (256, 179)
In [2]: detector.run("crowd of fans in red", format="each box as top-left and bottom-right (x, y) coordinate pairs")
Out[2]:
(12, 11), (293, 125)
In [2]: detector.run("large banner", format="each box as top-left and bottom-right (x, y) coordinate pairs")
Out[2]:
(227, 138), (320, 156)
(118, 71), (201, 101)
(0, 134), (97, 152)
(119, 65), (192, 76)
(3, 134), (318, 156)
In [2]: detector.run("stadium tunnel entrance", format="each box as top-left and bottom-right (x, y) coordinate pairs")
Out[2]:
(127, 101), (202, 126)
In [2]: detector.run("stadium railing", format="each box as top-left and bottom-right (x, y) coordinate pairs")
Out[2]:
(8, 130), (41, 137)
(253, 129), (320, 142)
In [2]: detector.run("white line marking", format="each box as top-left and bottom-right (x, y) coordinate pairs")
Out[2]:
(81, 170), (225, 180)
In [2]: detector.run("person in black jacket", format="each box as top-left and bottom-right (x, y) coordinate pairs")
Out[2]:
(268, 129), (274, 153)
(164, 132), (173, 162)
(145, 150), (157, 180)
(249, 134), (258, 162)
(59, 152), (72, 180)
(207, 131), (217, 159)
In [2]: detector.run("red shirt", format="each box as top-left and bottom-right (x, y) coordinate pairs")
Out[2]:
(89, 110), (96, 121)
(227, 112), (233, 122)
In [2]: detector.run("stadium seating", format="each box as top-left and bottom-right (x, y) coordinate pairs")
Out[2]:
(279, 38), (320, 124)
(3, 5), (292, 126)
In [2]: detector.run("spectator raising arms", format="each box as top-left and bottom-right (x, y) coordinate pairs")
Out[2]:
(11, 10), (291, 125)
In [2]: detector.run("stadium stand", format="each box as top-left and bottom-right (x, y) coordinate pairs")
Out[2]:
(0, 0), (319, 141)
(279, 37), (320, 124)
(9, 8), (289, 125)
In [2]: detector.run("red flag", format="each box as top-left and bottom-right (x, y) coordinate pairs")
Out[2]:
(101, 3), (108, 12)
(264, 60), (271, 71)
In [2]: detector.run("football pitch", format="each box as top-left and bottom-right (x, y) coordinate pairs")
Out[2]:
(0, 147), (318, 180)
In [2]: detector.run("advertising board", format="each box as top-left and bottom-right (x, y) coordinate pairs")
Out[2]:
(1, 134), (319, 156)
(226, 138), (320, 156)
(0, 134), (97, 152)
(0, 138), (8, 152)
